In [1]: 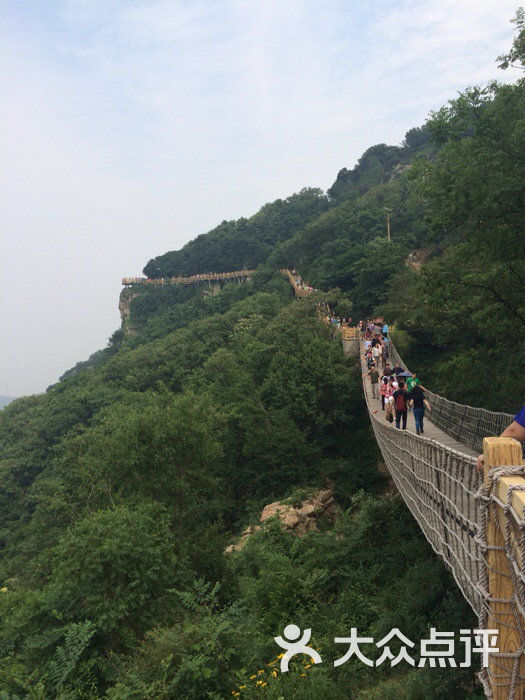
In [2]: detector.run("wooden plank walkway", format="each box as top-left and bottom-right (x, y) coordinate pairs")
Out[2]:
(360, 345), (478, 458)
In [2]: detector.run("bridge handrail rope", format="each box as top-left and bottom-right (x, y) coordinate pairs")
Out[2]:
(361, 365), (484, 614)
(362, 339), (525, 698)
(388, 337), (514, 454)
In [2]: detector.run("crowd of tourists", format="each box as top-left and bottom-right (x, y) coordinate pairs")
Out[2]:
(325, 315), (354, 328)
(359, 319), (525, 470)
(361, 320), (431, 435)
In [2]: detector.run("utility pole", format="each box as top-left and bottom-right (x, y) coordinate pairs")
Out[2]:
(384, 208), (392, 242)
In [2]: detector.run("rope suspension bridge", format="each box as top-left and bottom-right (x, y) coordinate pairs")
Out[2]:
(360, 339), (524, 699)
(290, 269), (525, 698)
(125, 267), (525, 698)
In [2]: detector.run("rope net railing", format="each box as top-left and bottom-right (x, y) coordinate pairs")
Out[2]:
(387, 339), (514, 454)
(364, 383), (484, 615)
(291, 290), (524, 691)
(362, 352), (525, 697)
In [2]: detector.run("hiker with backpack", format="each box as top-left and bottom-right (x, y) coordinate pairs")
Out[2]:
(393, 381), (411, 430)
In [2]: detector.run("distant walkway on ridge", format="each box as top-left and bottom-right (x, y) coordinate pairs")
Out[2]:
(122, 270), (255, 286)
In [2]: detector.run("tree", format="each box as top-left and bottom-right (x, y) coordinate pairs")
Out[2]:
(497, 8), (525, 70)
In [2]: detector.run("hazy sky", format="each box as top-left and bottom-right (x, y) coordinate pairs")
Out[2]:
(1, 0), (519, 396)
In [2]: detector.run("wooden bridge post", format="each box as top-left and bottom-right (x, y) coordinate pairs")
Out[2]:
(483, 436), (525, 699)
(341, 327), (360, 357)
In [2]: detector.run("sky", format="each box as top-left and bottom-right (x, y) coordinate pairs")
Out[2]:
(0, 0), (520, 396)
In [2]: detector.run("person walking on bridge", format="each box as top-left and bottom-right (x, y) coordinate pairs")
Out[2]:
(372, 343), (382, 368)
(384, 378), (395, 422)
(393, 361), (404, 376)
(363, 364), (380, 399)
(380, 376), (389, 410)
(380, 340), (388, 369)
(393, 381), (410, 430)
(407, 371), (427, 393)
(410, 385), (431, 435)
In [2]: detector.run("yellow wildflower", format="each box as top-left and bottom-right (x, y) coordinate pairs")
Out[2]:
(239, 685), (246, 690)
(0, 587), (7, 593)
(250, 675), (256, 680)
(256, 680), (263, 685)
(277, 653), (284, 659)
(271, 670), (277, 677)
(258, 669), (265, 675)
(304, 664), (311, 669)
(261, 682), (267, 687)
(300, 673), (307, 677)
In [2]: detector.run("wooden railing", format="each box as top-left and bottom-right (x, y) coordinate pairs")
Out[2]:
(122, 270), (255, 286)
(340, 327), (359, 340)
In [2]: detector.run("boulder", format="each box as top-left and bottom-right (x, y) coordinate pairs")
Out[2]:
(225, 487), (339, 553)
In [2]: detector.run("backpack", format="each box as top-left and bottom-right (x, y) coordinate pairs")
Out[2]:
(395, 392), (407, 412)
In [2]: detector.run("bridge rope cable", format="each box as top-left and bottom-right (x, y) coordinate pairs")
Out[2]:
(362, 336), (525, 695)
(362, 345), (484, 615)
(230, 269), (525, 694)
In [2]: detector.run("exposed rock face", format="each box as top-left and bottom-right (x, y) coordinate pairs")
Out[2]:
(119, 288), (141, 335)
(225, 487), (338, 553)
(388, 162), (411, 182)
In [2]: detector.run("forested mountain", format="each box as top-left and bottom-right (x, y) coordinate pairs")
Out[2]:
(143, 189), (329, 279)
(0, 20), (523, 699)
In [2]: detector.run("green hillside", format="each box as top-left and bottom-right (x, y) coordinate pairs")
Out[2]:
(0, 23), (523, 699)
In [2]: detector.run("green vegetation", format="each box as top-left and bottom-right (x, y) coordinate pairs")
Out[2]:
(1, 15), (523, 698)
(0, 285), (480, 698)
(143, 189), (329, 279)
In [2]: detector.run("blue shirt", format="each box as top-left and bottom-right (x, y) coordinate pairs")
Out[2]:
(515, 406), (525, 428)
